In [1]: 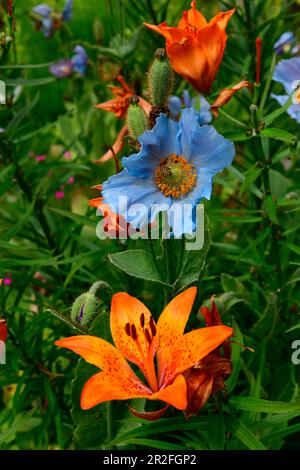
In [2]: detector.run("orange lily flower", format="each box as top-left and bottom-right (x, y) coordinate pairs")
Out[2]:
(144, 1), (235, 93)
(184, 297), (232, 417)
(95, 76), (151, 163)
(89, 193), (128, 238)
(96, 75), (134, 119)
(55, 287), (232, 411)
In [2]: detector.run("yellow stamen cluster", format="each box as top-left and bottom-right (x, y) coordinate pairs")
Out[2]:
(294, 89), (300, 105)
(155, 153), (197, 198)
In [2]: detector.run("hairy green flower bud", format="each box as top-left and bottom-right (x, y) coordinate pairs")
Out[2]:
(71, 292), (98, 326)
(127, 96), (149, 140)
(148, 48), (174, 109)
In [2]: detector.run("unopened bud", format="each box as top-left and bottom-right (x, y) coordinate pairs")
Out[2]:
(71, 293), (98, 326)
(148, 48), (174, 109)
(127, 96), (149, 139)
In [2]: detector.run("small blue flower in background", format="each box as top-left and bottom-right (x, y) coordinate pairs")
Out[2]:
(49, 59), (73, 78)
(32, 0), (73, 38)
(274, 32), (299, 56)
(62, 0), (73, 21)
(272, 57), (300, 123)
(168, 90), (212, 125)
(71, 46), (88, 76)
(32, 4), (54, 37)
(102, 109), (235, 237)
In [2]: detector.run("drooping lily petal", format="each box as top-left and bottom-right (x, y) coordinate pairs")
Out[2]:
(211, 80), (252, 117)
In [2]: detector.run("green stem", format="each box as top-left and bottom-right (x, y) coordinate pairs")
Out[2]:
(218, 108), (248, 129)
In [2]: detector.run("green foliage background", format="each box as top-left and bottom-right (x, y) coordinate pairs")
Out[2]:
(1, 0), (300, 450)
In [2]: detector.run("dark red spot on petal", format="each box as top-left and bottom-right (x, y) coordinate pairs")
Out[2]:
(149, 316), (157, 337)
(131, 324), (137, 340)
(125, 322), (131, 337)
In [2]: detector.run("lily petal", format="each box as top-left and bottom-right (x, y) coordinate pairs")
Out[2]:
(164, 325), (233, 384)
(209, 9), (235, 30)
(167, 36), (207, 93)
(178, 1), (207, 30)
(80, 371), (151, 410)
(151, 374), (187, 410)
(55, 335), (133, 375)
(156, 287), (197, 385)
(110, 293), (159, 389)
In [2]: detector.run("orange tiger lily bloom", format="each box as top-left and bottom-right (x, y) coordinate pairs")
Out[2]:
(96, 75), (134, 119)
(144, 1), (235, 93)
(55, 287), (232, 411)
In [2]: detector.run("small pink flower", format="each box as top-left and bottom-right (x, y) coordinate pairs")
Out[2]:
(55, 191), (65, 200)
(36, 155), (46, 162)
(4, 278), (12, 286)
(63, 151), (73, 160)
(67, 176), (75, 184)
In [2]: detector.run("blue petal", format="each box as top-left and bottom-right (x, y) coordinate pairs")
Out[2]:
(168, 96), (182, 117)
(273, 57), (300, 94)
(272, 93), (300, 123)
(32, 4), (52, 17)
(167, 168), (212, 237)
(102, 169), (171, 228)
(179, 108), (235, 172)
(63, 0), (73, 21)
(72, 46), (88, 75)
(183, 90), (192, 108)
(192, 95), (212, 125)
(123, 113), (180, 178)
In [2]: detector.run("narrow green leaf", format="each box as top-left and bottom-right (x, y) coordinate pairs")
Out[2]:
(261, 128), (297, 145)
(226, 415), (267, 450)
(229, 396), (300, 413)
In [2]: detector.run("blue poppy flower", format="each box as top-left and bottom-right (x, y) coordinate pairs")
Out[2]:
(274, 32), (299, 55)
(102, 109), (235, 237)
(168, 90), (212, 125)
(49, 59), (73, 78)
(272, 57), (300, 123)
(71, 46), (88, 76)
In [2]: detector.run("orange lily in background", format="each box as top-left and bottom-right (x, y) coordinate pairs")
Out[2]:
(184, 297), (232, 417)
(96, 75), (135, 119)
(89, 190), (129, 238)
(144, 1), (235, 93)
(95, 75), (151, 163)
(55, 287), (232, 411)
(211, 80), (252, 118)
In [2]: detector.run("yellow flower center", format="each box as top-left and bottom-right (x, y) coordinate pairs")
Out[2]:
(294, 89), (300, 105)
(155, 153), (197, 198)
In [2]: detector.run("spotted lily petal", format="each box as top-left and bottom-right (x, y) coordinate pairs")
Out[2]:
(156, 287), (197, 385)
(110, 293), (159, 391)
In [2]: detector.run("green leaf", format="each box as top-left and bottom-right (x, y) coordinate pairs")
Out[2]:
(264, 194), (278, 224)
(239, 165), (263, 196)
(227, 319), (243, 393)
(108, 249), (170, 286)
(5, 77), (56, 86)
(229, 396), (300, 413)
(261, 128), (297, 145)
(225, 415), (267, 450)
(173, 214), (210, 291)
(208, 412), (225, 450)
(253, 293), (277, 339)
(221, 274), (251, 304)
(0, 404), (38, 444)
